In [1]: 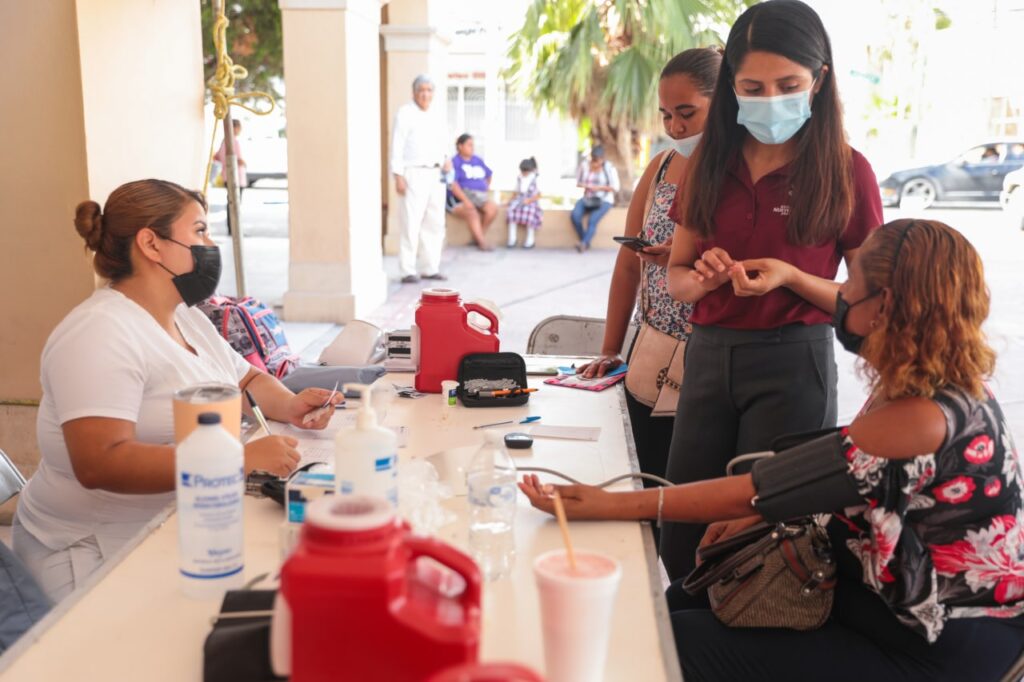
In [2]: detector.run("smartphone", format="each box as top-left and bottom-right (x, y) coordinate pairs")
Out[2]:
(613, 236), (653, 251)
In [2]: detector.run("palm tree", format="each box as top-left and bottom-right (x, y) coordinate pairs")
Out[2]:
(504, 0), (751, 199)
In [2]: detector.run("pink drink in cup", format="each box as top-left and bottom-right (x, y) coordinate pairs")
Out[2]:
(533, 549), (622, 682)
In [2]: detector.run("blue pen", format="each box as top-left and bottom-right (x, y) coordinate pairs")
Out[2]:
(520, 416), (542, 424)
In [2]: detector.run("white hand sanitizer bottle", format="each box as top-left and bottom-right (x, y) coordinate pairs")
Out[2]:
(334, 383), (398, 508)
(176, 411), (245, 598)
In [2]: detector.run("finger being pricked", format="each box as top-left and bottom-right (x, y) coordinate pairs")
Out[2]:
(728, 264), (762, 296)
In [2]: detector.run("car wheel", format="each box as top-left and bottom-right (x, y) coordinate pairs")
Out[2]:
(899, 177), (938, 209)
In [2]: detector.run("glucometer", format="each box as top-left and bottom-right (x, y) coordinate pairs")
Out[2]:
(504, 432), (534, 449)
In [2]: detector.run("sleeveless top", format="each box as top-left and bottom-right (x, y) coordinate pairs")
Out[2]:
(631, 150), (693, 341)
(837, 385), (1024, 641)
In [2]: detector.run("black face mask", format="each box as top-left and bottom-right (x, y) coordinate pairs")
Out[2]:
(158, 238), (221, 307)
(831, 290), (880, 356)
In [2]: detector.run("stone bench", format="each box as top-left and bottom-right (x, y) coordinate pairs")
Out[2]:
(444, 205), (628, 249)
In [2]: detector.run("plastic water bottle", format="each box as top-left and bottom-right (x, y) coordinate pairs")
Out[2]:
(466, 431), (517, 581)
(176, 412), (245, 598)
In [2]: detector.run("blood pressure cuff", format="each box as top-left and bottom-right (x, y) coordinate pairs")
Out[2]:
(750, 430), (864, 522)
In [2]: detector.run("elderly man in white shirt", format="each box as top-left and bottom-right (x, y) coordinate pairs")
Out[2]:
(390, 75), (450, 284)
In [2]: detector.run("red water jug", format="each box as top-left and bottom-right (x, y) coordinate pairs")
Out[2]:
(279, 496), (482, 682)
(415, 288), (499, 393)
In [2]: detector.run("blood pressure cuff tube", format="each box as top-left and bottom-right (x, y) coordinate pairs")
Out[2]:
(750, 431), (865, 522)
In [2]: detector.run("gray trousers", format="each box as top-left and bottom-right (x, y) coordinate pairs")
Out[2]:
(659, 323), (838, 582)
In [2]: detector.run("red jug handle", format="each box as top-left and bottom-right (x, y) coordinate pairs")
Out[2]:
(464, 303), (499, 334)
(405, 536), (483, 613)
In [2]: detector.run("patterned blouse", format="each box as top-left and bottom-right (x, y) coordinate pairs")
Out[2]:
(837, 385), (1024, 642)
(631, 151), (693, 341)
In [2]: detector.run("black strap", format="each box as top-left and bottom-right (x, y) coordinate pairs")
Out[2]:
(655, 150), (675, 184)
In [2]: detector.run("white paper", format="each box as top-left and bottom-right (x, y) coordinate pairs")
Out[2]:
(528, 424), (601, 441)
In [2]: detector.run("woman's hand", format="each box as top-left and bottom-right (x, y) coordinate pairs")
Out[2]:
(638, 236), (673, 268)
(283, 388), (345, 430)
(244, 435), (301, 478)
(692, 247), (735, 291)
(518, 474), (620, 520)
(577, 353), (624, 379)
(697, 515), (763, 561)
(728, 258), (794, 297)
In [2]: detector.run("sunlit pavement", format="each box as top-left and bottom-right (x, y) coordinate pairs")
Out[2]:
(209, 188), (1023, 440)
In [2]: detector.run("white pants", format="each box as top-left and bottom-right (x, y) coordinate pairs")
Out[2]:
(398, 167), (446, 277)
(12, 515), (107, 603)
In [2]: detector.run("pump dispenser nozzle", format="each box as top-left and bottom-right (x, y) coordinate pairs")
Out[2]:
(343, 383), (378, 430)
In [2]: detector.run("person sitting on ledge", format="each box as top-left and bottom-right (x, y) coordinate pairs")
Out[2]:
(521, 219), (1024, 682)
(570, 146), (620, 252)
(450, 133), (499, 251)
(12, 179), (342, 602)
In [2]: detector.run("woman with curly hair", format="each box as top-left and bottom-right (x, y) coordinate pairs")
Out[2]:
(521, 219), (1024, 681)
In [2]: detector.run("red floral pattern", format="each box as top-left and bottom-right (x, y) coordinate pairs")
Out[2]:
(841, 386), (1024, 642)
(986, 478), (1003, 497)
(965, 435), (995, 465)
(932, 514), (1024, 604)
(933, 476), (977, 504)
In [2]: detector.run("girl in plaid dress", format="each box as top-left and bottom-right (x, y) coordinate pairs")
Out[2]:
(507, 157), (542, 248)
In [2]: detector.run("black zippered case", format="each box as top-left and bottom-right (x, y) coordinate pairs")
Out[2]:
(457, 352), (530, 408)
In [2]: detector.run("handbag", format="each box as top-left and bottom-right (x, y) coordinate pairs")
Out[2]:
(624, 153), (685, 417)
(624, 324), (684, 417)
(580, 162), (610, 211)
(682, 519), (836, 631)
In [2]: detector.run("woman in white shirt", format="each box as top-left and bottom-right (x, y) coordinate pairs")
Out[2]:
(13, 179), (341, 601)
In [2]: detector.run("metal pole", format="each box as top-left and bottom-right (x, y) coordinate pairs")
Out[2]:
(213, 0), (246, 297)
(222, 113), (246, 297)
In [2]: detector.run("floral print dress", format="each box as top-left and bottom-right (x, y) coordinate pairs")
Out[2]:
(631, 150), (693, 341)
(836, 385), (1024, 642)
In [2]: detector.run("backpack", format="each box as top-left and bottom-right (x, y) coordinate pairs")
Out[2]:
(198, 295), (300, 379)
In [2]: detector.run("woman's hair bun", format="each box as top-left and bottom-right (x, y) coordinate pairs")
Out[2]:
(74, 200), (104, 251)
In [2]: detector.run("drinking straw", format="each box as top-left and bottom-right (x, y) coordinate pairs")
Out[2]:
(551, 490), (577, 572)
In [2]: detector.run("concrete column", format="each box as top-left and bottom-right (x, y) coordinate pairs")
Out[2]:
(0, 0), (205, 519)
(279, 0), (388, 322)
(381, 0), (451, 256)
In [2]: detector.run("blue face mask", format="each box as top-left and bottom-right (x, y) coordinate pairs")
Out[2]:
(672, 132), (703, 158)
(735, 86), (814, 145)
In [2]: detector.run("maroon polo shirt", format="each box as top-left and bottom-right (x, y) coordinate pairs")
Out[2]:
(670, 148), (883, 330)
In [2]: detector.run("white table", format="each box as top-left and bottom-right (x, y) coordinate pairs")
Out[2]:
(0, 373), (682, 681)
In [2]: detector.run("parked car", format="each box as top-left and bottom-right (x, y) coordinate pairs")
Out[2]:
(1002, 166), (1024, 230)
(878, 142), (1024, 208)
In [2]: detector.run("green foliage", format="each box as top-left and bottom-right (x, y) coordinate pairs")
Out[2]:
(201, 0), (284, 99)
(504, 0), (750, 131)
